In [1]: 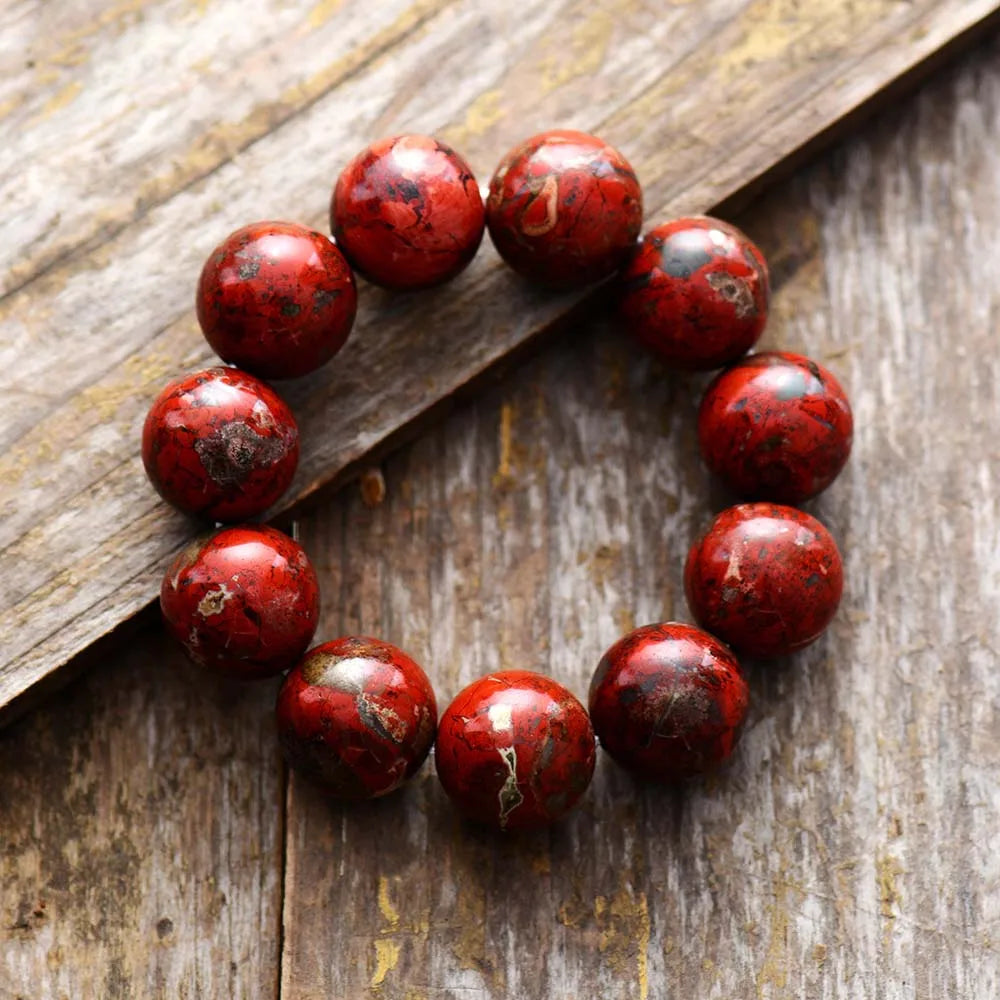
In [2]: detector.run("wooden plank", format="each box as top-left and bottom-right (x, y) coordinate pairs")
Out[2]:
(0, 625), (285, 999)
(3, 0), (1000, 716)
(0, 0), (447, 297)
(3, 33), (1000, 1000)
(279, 35), (1000, 997)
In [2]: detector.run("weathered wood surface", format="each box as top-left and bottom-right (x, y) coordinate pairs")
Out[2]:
(0, 644), (285, 999)
(4, 35), (1000, 998)
(3, 0), (1000, 718)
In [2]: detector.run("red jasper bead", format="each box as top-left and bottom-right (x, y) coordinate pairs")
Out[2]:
(196, 221), (357, 380)
(589, 622), (749, 782)
(142, 367), (299, 522)
(486, 130), (643, 288)
(276, 636), (437, 799)
(698, 352), (853, 502)
(685, 503), (843, 659)
(331, 134), (485, 290)
(435, 670), (596, 831)
(160, 525), (319, 679)
(620, 216), (769, 370)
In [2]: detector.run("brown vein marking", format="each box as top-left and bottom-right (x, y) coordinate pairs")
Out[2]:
(196, 584), (232, 618)
(706, 270), (756, 317)
(521, 175), (560, 236)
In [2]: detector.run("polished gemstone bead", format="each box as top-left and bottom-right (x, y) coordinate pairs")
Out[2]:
(142, 367), (299, 522)
(698, 351), (853, 502)
(435, 670), (596, 830)
(486, 129), (642, 288)
(685, 503), (843, 658)
(620, 216), (769, 370)
(276, 636), (438, 799)
(589, 622), (748, 781)
(160, 524), (319, 679)
(196, 221), (357, 380)
(331, 134), (485, 289)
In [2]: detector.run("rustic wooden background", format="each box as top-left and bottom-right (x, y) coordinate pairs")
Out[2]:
(3, 2), (1000, 998)
(3, 0), (1000, 716)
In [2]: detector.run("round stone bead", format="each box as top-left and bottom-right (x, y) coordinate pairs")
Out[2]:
(142, 367), (299, 522)
(434, 670), (596, 831)
(486, 129), (643, 288)
(620, 216), (769, 369)
(331, 134), (485, 289)
(685, 503), (843, 659)
(698, 351), (853, 503)
(160, 525), (319, 679)
(196, 221), (357, 380)
(589, 622), (749, 782)
(275, 636), (438, 799)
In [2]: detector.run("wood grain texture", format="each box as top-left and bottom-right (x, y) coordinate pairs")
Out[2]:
(0, 636), (285, 1000)
(3, 28), (1000, 1000)
(275, 37), (1000, 998)
(4, 0), (1000, 717)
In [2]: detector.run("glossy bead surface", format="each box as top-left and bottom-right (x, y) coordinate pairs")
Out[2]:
(685, 503), (843, 659)
(331, 134), (485, 289)
(142, 367), (299, 522)
(589, 623), (748, 782)
(620, 216), (769, 370)
(698, 352), (853, 502)
(196, 221), (357, 379)
(196, 222), (358, 378)
(160, 525), (319, 679)
(486, 130), (642, 288)
(276, 636), (437, 799)
(435, 670), (596, 831)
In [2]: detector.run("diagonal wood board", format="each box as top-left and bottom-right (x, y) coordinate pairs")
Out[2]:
(2, 0), (999, 719)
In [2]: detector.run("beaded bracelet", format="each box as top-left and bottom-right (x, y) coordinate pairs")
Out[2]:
(142, 129), (852, 832)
